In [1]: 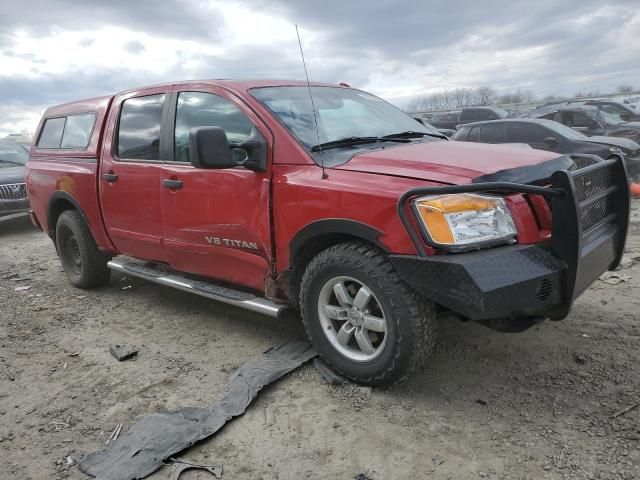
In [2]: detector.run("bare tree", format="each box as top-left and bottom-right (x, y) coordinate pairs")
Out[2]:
(617, 83), (634, 94)
(476, 86), (497, 106)
(407, 85), (539, 111)
(573, 89), (601, 99)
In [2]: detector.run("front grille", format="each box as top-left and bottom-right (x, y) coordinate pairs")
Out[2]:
(574, 164), (612, 202)
(0, 183), (27, 201)
(551, 158), (628, 311)
(573, 164), (614, 231)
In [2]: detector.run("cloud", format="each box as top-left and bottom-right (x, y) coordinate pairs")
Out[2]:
(0, 0), (639, 136)
(124, 40), (146, 55)
(0, 0), (225, 46)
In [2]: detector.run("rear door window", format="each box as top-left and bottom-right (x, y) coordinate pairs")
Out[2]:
(37, 117), (66, 148)
(61, 113), (96, 149)
(506, 123), (548, 144)
(479, 124), (505, 143)
(117, 94), (165, 160)
(566, 112), (591, 128)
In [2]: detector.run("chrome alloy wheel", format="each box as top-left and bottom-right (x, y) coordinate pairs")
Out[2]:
(317, 276), (387, 362)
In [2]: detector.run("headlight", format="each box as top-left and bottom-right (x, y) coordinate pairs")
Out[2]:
(412, 193), (517, 250)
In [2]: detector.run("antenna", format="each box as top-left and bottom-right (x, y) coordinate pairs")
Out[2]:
(295, 24), (327, 179)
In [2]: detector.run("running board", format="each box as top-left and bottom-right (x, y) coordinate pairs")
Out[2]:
(107, 258), (286, 318)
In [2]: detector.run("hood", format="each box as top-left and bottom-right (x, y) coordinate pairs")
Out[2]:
(582, 135), (640, 152)
(0, 165), (25, 184)
(334, 140), (561, 184)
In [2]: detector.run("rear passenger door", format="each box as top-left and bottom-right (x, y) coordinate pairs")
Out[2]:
(99, 87), (171, 262)
(159, 86), (273, 291)
(506, 123), (560, 151)
(478, 123), (506, 143)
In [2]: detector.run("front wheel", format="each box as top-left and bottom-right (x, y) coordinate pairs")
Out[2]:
(55, 210), (111, 289)
(300, 241), (436, 386)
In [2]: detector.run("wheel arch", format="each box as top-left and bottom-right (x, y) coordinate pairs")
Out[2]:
(47, 192), (90, 240)
(285, 219), (388, 306)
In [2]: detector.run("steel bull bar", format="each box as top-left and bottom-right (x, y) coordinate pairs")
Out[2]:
(391, 157), (630, 322)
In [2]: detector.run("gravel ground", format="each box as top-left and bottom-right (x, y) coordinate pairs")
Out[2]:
(1, 201), (639, 480)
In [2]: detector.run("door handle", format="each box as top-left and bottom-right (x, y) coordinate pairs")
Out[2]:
(103, 172), (118, 182)
(162, 179), (183, 189)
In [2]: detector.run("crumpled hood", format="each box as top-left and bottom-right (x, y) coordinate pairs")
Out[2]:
(582, 135), (640, 152)
(0, 165), (25, 184)
(335, 140), (561, 184)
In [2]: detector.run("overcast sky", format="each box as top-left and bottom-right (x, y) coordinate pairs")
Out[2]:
(1, 0), (639, 137)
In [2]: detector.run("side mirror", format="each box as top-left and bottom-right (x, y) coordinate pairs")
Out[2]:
(189, 126), (268, 172)
(620, 113), (631, 122)
(543, 136), (558, 147)
(189, 127), (233, 169)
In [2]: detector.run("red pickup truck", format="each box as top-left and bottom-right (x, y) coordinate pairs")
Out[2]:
(26, 80), (630, 385)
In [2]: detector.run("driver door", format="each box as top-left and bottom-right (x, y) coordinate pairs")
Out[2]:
(160, 85), (274, 291)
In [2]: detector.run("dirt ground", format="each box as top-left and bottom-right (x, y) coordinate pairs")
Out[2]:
(1, 202), (639, 480)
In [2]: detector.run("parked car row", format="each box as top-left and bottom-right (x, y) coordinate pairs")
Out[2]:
(425, 106), (509, 132)
(419, 99), (640, 181)
(450, 118), (640, 179)
(527, 105), (640, 143)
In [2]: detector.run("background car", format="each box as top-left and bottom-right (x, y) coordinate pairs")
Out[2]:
(0, 139), (30, 221)
(458, 106), (509, 126)
(2, 133), (33, 147)
(568, 100), (640, 122)
(527, 105), (640, 143)
(451, 118), (640, 180)
(428, 110), (460, 130)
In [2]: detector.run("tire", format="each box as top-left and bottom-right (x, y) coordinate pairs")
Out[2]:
(55, 210), (111, 289)
(300, 241), (436, 386)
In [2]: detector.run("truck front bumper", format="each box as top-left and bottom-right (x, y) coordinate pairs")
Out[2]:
(395, 157), (630, 323)
(391, 245), (566, 321)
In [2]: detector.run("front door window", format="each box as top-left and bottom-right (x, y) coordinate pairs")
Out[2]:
(174, 92), (254, 163)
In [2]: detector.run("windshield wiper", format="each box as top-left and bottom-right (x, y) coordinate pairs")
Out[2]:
(383, 131), (447, 139)
(310, 136), (410, 152)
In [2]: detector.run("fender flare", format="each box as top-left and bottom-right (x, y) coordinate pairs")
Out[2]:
(47, 191), (90, 237)
(289, 218), (387, 260)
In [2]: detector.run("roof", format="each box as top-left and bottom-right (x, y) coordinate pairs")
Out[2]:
(42, 79), (343, 116)
(457, 118), (565, 128)
(44, 95), (113, 117)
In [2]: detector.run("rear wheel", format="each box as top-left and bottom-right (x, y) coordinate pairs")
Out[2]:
(300, 241), (436, 386)
(55, 210), (110, 288)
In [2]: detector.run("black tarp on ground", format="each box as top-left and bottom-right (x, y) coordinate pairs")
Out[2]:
(79, 340), (316, 480)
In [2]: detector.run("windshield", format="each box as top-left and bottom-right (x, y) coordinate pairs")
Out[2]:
(599, 110), (626, 126)
(492, 107), (509, 119)
(250, 86), (441, 158)
(0, 141), (28, 166)
(541, 120), (588, 140)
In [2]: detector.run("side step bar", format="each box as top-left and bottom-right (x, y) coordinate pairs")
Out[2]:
(107, 258), (286, 318)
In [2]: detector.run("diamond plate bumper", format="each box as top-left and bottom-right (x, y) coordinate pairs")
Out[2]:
(395, 157), (630, 322)
(391, 245), (564, 320)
